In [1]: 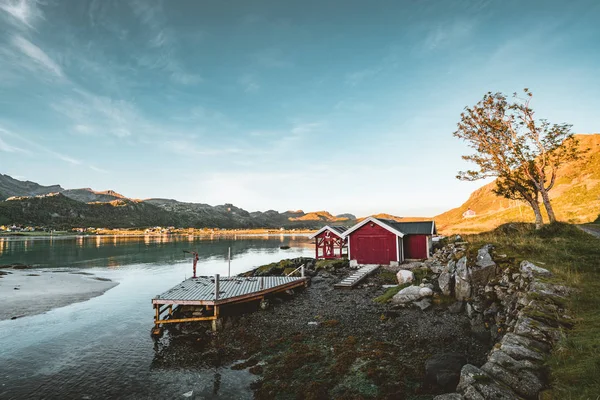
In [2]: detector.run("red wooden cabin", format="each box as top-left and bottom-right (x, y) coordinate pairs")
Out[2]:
(309, 226), (348, 259)
(342, 217), (436, 265)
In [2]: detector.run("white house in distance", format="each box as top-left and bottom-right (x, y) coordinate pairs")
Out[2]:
(462, 208), (476, 218)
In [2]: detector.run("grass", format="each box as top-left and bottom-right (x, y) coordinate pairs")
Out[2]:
(465, 222), (600, 399)
(373, 283), (411, 303)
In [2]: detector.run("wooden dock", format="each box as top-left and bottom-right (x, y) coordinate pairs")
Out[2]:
(152, 273), (308, 331)
(334, 264), (380, 289)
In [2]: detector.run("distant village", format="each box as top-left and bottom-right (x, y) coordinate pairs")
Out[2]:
(0, 224), (309, 235)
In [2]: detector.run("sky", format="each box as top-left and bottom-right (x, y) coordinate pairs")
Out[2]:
(0, 0), (599, 217)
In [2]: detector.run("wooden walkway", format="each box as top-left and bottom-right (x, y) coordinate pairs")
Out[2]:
(152, 274), (308, 329)
(334, 264), (380, 289)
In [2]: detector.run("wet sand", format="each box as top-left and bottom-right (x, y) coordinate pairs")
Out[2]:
(0, 269), (118, 321)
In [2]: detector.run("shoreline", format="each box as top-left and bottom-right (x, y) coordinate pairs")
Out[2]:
(0, 268), (118, 321)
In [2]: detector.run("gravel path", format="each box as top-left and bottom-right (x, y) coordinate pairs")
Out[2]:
(577, 224), (600, 239)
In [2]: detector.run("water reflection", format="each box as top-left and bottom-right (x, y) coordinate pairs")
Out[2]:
(0, 234), (313, 270)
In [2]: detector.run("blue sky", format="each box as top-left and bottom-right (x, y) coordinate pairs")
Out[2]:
(0, 0), (599, 217)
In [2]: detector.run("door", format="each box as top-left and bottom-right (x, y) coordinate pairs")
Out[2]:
(405, 235), (427, 259)
(356, 236), (389, 264)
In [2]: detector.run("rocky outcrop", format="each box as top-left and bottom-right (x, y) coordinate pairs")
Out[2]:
(430, 251), (572, 400)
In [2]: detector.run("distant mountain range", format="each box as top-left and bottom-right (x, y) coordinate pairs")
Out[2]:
(2, 133), (598, 232)
(0, 173), (362, 229)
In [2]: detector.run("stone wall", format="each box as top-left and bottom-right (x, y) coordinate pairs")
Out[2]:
(426, 241), (573, 400)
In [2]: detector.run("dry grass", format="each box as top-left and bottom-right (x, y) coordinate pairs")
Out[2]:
(466, 222), (600, 399)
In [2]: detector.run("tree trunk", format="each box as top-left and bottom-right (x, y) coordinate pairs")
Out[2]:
(522, 196), (544, 229)
(540, 188), (557, 223)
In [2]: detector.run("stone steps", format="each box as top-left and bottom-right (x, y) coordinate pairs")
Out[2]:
(334, 264), (379, 289)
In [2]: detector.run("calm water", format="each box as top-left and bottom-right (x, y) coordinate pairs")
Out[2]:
(0, 235), (313, 400)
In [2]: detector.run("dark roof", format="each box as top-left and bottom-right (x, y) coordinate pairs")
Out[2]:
(329, 226), (349, 235)
(377, 219), (436, 235)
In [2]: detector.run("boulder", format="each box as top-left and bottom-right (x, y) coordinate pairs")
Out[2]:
(455, 257), (471, 300)
(391, 285), (422, 304)
(439, 272), (453, 296)
(414, 298), (432, 310)
(520, 261), (552, 279)
(470, 245), (497, 286)
(426, 353), (467, 391)
(396, 269), (415, 285)
(419, 287), (433, 297)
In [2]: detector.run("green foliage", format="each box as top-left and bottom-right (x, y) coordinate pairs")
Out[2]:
(373, 283), (410, 303)
(377, 269), (398, 284)
(454, 89), (582, 227)
(315, 258), (349, 271)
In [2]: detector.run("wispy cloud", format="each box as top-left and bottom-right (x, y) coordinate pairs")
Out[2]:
(421, 19), (477, 51)
(0, 0), (43, 29)
(0, 135), (28, 153)
(89, 165), (109, 173)
(239, 74), (260, 93)
(11, 35), (63, 78)
(0, 126), (80, 164)
(129, 0), (202, 85)
(165, 139), (243, 157)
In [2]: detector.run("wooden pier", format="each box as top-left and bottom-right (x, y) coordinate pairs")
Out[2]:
(152, 272), (308, 332)
(333, 264), (380, 289)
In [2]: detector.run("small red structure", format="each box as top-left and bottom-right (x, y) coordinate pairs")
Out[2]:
(341, 217), (436, 265)
(309, 226), (348, 259)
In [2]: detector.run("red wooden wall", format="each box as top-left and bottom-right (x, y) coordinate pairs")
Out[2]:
(404, 235), (428, 259)
(349, 223), (397, 264)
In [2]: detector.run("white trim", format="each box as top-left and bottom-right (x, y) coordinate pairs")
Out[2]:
(340, 216), (405, 238)
(431, 221), (437, 235)
(308, 225), (344, 239)
(426, 236), (430, 258)
(396, 236), (400, 262)
(347, 234), (351, 258)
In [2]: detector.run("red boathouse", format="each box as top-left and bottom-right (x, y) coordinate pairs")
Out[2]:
(309, 226), (348, 259)
(341, 217), (436, 266)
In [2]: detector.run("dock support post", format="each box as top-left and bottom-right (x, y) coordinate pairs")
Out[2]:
(301, 264), (305, 277)
(260, 276), (264, 290)
(211, 305), (221, 332)
(214, 274), (220, 301)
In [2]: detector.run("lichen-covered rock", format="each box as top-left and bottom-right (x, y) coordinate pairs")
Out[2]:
(433, 394), (464, 400)
(457, 364), (519, 400)
(419, 287), (433, 297)
(455, 257), (471, 300)
(513, 317), (564, 345)
(439, 272), (453, 296)
(481, 350), (544, 399)
(391, 285), (422, 304)
(520, 260), (552, 279)
(396, 269), (414, 285)
(470, 245), (498, 287)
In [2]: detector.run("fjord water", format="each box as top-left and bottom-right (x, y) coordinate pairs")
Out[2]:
(0, 235), (313, 399)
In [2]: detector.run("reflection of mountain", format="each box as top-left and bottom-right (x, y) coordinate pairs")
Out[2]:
(0, 235), (312, 269)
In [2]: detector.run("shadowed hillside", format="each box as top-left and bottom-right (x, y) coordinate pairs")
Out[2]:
(436, 134), (600, 234)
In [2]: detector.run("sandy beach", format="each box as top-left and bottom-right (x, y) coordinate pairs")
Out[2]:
(0, 268), (118, 321)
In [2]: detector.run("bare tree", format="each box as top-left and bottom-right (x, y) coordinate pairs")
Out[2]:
(454, 89), (581, 228)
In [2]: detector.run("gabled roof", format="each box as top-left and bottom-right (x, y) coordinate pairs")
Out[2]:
(340, 217), (405, 238)
(341, 217), (436, 238)
(308, 225), (348, 239)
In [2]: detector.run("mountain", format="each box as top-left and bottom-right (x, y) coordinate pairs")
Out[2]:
(62, 188), (128, 203)
(0, 193), (175, 229)
(0, 173), (63, 201)
(435, 134), (600, 234)
(0, 175), (362, 229)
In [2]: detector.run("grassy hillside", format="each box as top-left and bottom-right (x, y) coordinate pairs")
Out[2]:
(436, 134), (600, 234)
(288, 211), (349, 222)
